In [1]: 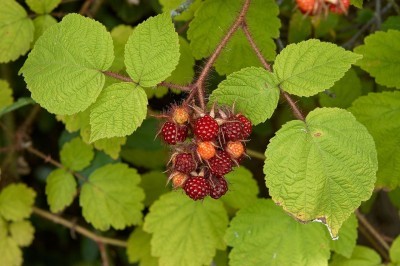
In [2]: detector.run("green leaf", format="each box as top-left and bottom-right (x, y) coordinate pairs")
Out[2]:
(93, 137), (126, 160)
(330, 214), (358, 258)
(0, 184), (36, 222)
(79, 163), (144, 230)
(0, 80), (14, 110)
(0, 0), (34, 63)
(32, 15), (57, 43)
(26, 0), (61, 14)
(288, 11), (312, 44)
(60, 137), (94, 171)
(351, 0), (363, 8)
(140, 171), (169, 207)
(160, 0), (202, 21)
(319, 68), (362, 108)
(110, 25), (133, 72)
(382, 16), (400, 31)
(125, 13), (180, 87)
(0, 98), (35, 118)
(0, 236), (22, 266)
(210, 67), (280, 125)
(349, 91), (400, 189)
(221, 167), (259, 210)
(274, 39), (362, 97)
(9, 220), (35, 247)
(0, 218), (6, 239)
(45, 169), (77, 213)
(330, 246), (381, 266)
(127, 227), (158, 266)
(226, 199), (331, 266)
(354, 30), (400, 89)
(57, 108), (90, 133)
(390, 236), (400, 263)
(144, 192), (229, 266)
(264, 108), (378, 238)
(89, 83), (148, 142)
(20, 14), (114, 115)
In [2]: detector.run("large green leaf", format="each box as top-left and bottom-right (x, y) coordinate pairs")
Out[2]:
(0, 236), (22, 266)
(226, 199), (330, 266)
(0, 0), (34, 63)
(349, 91), (400, 189)
(60, 137), (94, 171)
(330, 214), (358, 258)
(89, 83), (148, 142)
(127, 227), (158, 266)
(20, 14), (114, 115)
(354, 30), (400, 89)
(274, 39), (362, 96)
(210, 67), (280, 125)
(9, 220), (35, 247)
(45, 169), (77, 213)
(32, 14), (57, 43)
(125, 13), (180, 87)
(26, 0), (61, 14)
(264, 108), (378, 238)
(330, 246), (381, 266)
(80, 163), (144, 230)
(0, 80), (13, 110)
(144, 192), (228, 266)
(0, 184), (36, 222)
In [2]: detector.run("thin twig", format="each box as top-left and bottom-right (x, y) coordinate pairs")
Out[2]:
(97, 242), (110, 266)
(387, 0), (400, 14)
(246, 149), (266, 160)
(280, 89), (305, 121)
(158, 81), (192, 92)
(358, 224), (389, 261)
(375, 0), (381, 29)
(32, 207), (127, 247)
(102, 71), (134, 82)
(242, 21), (271, 71)
(79, 0), (93, 16)
(18, 105), (41, 135)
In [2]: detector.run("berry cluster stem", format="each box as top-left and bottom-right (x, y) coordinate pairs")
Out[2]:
(242, 21), (271, 71)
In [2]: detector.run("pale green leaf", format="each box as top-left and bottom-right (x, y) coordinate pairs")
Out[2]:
(9, 220), (35, 247)
(288, 11), (312, 44)
(0, 0), (34, 63)
(264, 108), (378, 237)
(330, 214), (358, 258)
(125, 13), (180, 87)
(0, 98), (35, 118)
(349, 91), (400, 189)
(210, 67), (280, 125)
(127, 227), (158, 266)
(32, 14), (57, 43)
(56, 108), (90, 133)
(110, 25), (133, 72)
(319, 68), (362, 108)
(0, 80), (14, 110)
(354, 30), (400, 89)
(0, 184), (36, 222)
(93, 137), (126, 159)
(382, 16), (400, 31)
(351, 0), (363, 8)
(20, 14), (114, 115)
(140, 171), (169, 207)
(221, 167), (259, 210)
(45, 169), (77, 213)
(26, 0), (61, 14)
(80, 163), (144, 230)
(274, 39), (362, 96)
(226, 199), (331, 266)
(0, 236), (22, 266)
(160, 0), (202, 21)
(60, 137), (94, 171)
(89, 83), (148, 142)
(390, 236), (400, 263)
(144, 192), (229, 266)
(330, 246), (381, 266)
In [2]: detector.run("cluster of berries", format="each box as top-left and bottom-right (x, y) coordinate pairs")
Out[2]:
(296, 0), (350, 16)
(158, 104), (252, 201)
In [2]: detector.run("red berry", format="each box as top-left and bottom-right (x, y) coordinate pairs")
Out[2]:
(208, 151), (233, 176)
(161, 122), (188, 145)
(184, 176), (210, 200)
(221, 121), (244, 141)
(197, 141), (216, 160)
(193, 115), (219, 141)
(296, 0), (315, 14)
(236, 114), (252, 138)
(329, 0), (349, 14)
(210, 177), (228, 199)
(173, 153), (196, 174)
(226, 141), (245, 159)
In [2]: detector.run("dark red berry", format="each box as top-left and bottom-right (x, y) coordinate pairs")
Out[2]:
(221, 121), (244, 141)
(184, 176), (210, 200)
(329, 0), (350, 14)
(236, 114), (252, 138)
(193, 115), (219, 141)
(173, 153), (196, 174)
(210, 177), (228, 199)
(208, 151), (233, 176)
(161, 122), (188, 145)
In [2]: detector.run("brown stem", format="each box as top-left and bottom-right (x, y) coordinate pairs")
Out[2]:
(79, 0), (93, 16)
(280, 89), (305, 121)
(32, 207), (127, 247)
(158, 81), (192, 92)
(246, 148), (266, 160)
(102, 71), (134, 83)
(97, 242), (110, 266)
(241, 21), (271, 71)
(18, 105), (41, 135)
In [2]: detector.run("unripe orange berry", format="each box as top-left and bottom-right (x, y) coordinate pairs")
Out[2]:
(226, 141), (245, 159)
(196, 141), (216, 160)
(172, 107), (190, 124)
(171, 172), (189, 188)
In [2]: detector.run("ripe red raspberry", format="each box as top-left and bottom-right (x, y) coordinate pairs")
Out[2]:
(296, 0), (315, 14)
(208, 151), (233, 176)
(236, 114), (252, 138)
(184, 176), (210, 200)
(173, 153), (196, 174)
(210, 177), (228, 199)
(221, 121), (244, 141)
(226, 141), (245, 159)
(161, 122), (188, 145)
(193, 115), (219, 141)
(170, 172), (189, 189)
(197, 141), (216, 160)
(329, 0), (349, 14)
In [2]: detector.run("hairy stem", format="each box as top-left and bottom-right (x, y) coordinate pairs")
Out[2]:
(159, 81), (192, 92)
(280, 89), (305, 121)
(242, 21), (271, 71)
(246, 149), (266, 160)
(102, 71), (134, 82)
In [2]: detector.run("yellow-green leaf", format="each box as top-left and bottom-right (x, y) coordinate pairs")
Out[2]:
(9, 220), (35, 247)
(0, 184), (36, 222)
(45, 169), (77, 213)
(60, 137), (94, 171)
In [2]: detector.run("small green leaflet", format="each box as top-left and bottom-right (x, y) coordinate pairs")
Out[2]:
(144, 192), (228, 266)
(274, 39), (362, 97)
(0, 236), (22, 266)
(351, 0), (363, 8)
(329, 214), (358, 258)
(93, 137), (127, 160)
(0, 184), (36, 222)
(330, 246), (381, 266)
(9, 220), (35, 247)
(127, 227), (158, 266)
(110, 25), (133, 72)
(0, 79), (14, 110)
(264, 108), (377, 238)
(225, 199), (330, 266)
(60, 137), (94, 171)
(349, 91), (400, 189)
(20, 14), (114, 115)
(89, 82), (148, 142)
(210, 67), (280, 125)
(124, 13), (180, 87)
(26, 0), (61, 14)
(0, 0), (34, 63)
(80, 163), (144, 230)
(354, 30), (400, 89)
(140, 171), (169, 207)
(32, 15), (57, 43)
(45, 169), (77, 213)
(390, 236), (400, 263)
